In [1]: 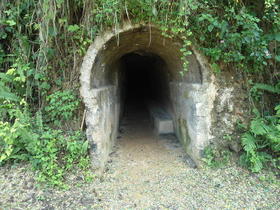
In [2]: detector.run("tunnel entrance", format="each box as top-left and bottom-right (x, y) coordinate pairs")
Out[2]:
(80, 23), (216, 170)
(120, 52), (170, 125)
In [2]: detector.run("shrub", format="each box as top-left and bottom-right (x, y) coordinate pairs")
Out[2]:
(240, 106), (280, 172)
(0, 99), (90, 187)
(45, 90), (80, 126)
(240, 83), (280, 172)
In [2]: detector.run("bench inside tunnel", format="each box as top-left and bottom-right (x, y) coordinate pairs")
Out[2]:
(146, 101), (174, 135)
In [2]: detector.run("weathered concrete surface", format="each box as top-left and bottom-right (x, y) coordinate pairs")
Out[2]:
(154, 118), (174, 135)
(80, 22), (220, 169)
(84, 86), (120, 171)
(168, 47), (217, 165)
(210, 71), (251, 152)
(170, 82), (216, 165)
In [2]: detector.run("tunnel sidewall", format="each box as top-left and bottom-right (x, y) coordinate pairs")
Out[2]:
(80, 23), (217, 169)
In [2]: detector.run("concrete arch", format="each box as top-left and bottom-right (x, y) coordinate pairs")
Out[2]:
(80, 23), (216, 170)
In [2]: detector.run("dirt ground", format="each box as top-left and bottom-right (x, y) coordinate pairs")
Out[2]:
(0, 103), (279, 209)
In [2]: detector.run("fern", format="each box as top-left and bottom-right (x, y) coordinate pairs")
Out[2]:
(266, 125), (280, 152)
(241, 105), (280, 172)
(250, 153), (264, 173)
(252, 82), (280, 94)
(250, 118), (270, 135)
(241, 81), (280, 172)
(242, 133), (257, 152)
(0, 82), (19, 102)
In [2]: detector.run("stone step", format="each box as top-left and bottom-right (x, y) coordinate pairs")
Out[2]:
(146, 101), (174, 135)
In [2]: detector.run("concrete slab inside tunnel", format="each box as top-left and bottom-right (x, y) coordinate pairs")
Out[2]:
(80, 23), (216, 170)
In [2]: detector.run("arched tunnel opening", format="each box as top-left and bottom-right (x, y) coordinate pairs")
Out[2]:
(119, 52), (170, 124)
(80, 24), (215, 169)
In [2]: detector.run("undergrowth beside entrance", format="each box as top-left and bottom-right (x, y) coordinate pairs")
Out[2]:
(240, 83), (280, 173)
(0, 92), (90, 187)
(0, 0), (279, 186)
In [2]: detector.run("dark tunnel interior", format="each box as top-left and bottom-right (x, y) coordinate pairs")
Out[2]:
(119, 52), (170, 114)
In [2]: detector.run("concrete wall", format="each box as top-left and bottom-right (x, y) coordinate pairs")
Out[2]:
(170, 82), (216, 165)
(84, 86), (120, 170)
(80, 23), (220, 169)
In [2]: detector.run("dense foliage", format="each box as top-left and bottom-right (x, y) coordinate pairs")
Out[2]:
(0, 0), (279, 186)
(241, 83), (280, 172)
(0, 91), (90, 187)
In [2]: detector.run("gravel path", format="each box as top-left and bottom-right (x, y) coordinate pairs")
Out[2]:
(1, 104), (279, 209)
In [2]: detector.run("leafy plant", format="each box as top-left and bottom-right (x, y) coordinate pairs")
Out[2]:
(203, 145), (232, 168)
(250, 82), (280, 101)
(0, 115), (32, 163)
(241, 82), (280, 172)
(190, 4), (273, 73)
(45, 90), (80, 126)
(30, 129), (90, 187)
(0, 115), (90, 187)
(0, 98), (89, 187)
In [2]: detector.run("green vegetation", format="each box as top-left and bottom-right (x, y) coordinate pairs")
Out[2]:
(45, 90), (80, 126)
(240, 83), (280, 172)
(0, 96), (90, 187)
(0, 0), (279, 186)
(202, 145), (232, 168)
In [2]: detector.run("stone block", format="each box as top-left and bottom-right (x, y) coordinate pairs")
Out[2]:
(154, 118), (174, 135)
